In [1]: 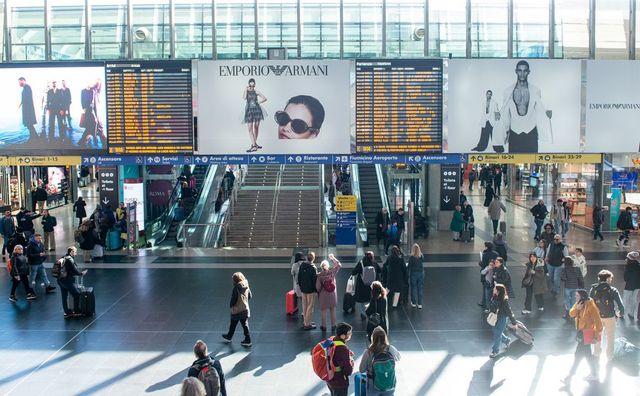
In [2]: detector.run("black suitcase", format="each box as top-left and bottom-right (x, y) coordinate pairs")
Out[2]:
(343, 292), (355, 313)
(67, 277), (95, 316)
(460, 230), (471, 242)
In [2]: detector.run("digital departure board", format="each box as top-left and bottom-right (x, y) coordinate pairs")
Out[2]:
(106, 61), (193, 154)
(355, 59), (443, 153)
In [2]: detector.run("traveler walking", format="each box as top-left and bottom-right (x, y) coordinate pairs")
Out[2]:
(551, 199), (567, 237)
(479, 242), (499, 309)
(521, 253), (546, 314)
(623, 251), (640, 322)
(564, 289), (602, 383)
(450, 205), (465, 241)
(493, 169), (502, 196)
(366, 281), (389, 341)
(540, 223), (555, 249)
(56, 246), (87, 319)
(616, 206), (634, 247)
(41, 209), (57, 252)
(572, 248), (587, 279)
(392, 208), (405, 245)
(530, 200), (548, 241)
(483, 184), (494, 207)
(562, 201), (571, 237)
(462, 200), (475, 240)
(222, 272), (253, 347)
(316, 254), (342, 332)
(375, 208), (390, 248)
(545, 234), (568, 297)
(180, 378), (205, 396)
(298, 252), (318, 330)
(26, 233), (55, 295)
(492, 257), (514, 299)
(358, 326), (400, 396)
(493, 233), (508, 263)
(384, 221), (399, 255)
(1, 210), (16, 258)
(487, 196), (506, 235)
(8, 245), (35, 302)
(291, 252), (306, 317)
(73, 197), (87, 226)
(325, 322), (354, 396)
(488, 283), (518, 358)
(561, 256), (585, 318)
(533, 239), (546, 261)
(351, 251), (381, 320)
(382, 246), (408, 308)
(188, 340), (227, 396)
(590, 270), (624, 362)
(592, 205), (605, 241)
(76, 221), (98, 263)
(468, 169), (476, 191)
(408, 244), (424, 309)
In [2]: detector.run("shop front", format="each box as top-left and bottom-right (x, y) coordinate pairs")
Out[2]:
(605, 153), (640, 231)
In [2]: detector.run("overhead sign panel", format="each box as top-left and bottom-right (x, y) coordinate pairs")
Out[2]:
(9, 156), (81, 166)
(534, 153), (602, 164)
(106, 61), (193, 154)
(197, 60), (351, 155)
(355, 59), (443, 154)
(468, 153), (536, 164)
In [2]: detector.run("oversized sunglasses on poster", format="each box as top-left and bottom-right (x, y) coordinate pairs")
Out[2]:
(274, 111), (317, 134)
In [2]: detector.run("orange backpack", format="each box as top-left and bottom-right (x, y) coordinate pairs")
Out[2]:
(311, 337), (344, 381)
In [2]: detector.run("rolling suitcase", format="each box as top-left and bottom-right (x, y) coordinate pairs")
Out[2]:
(509, 321), (534, 346)
(67, 276), (95, 316)
(343, 292), (355, 313)
(354, 372), (367, 396)
(499, 221), (507, 234)
(286, 290), (298, 315)
(460, 230), (471, 243)
(107, 230), (122, 251)
(92, 244), (104, 260)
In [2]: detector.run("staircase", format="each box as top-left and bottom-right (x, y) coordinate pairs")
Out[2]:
(358, 164), (384, 244)
(225, 165), (322, 248)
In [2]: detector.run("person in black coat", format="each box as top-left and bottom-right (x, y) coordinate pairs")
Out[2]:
(492, 257), (514, 299)
(222, 272), (252, 347)
(365, 281), (389, 342)
(351, 251), (381, 319)
(374, 208), (390, 247)
(8, 244), (35, 302)
(462, 200), (474, 240)
(18, 77), (38, 141)
(616, 207), (634, 246)
(382, 245), (408, 308)
(484, 185), (495, 207)
(623, 251), (640, 321)
(73, 197), (87, 226)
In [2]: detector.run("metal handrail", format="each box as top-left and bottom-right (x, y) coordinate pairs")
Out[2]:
(175, 164), (220, 247)
(269, 165), (284, 239)
(320, 164), (326, 247)
(179, 223), (227, 248)
(375, 164), (391, 212)
(219, 167), (244, 246)
(146, 165), (188, 245)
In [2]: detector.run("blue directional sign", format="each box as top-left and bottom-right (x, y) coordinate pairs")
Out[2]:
(248, 155), (286, 165)
(345, 155), (407, 164)
(82, 156), (144, 166)
(144, 155), (193, 165)
(194, 155), (249, 165)
(406, 154), (467, 164)
(285, 154), (333, 164)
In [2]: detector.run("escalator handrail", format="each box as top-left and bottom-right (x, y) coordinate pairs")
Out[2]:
(175, 164), (219, 246)
(350, 164), (370, 244)
(145, 165), (188, 245)
(375, 164), (391, 213)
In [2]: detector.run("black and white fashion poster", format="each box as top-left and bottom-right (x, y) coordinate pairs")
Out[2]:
(447, 59), (581, 154)
(196, 60), (351, 155)
(586, 61), (640, 153)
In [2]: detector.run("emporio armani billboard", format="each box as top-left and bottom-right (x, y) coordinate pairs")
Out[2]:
(197, 60), (351, 155)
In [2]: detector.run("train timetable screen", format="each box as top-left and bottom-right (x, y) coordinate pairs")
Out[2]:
(355, 59), (443, 153)
(106, 61), (193, 154)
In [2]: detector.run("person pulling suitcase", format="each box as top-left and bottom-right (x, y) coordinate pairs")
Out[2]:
(53, 246), (88, 319)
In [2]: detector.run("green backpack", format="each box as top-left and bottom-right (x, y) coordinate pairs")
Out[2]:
(370, 349), (396, 392)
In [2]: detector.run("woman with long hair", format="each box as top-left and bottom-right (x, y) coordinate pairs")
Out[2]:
(358, 326), (401, 395)
(365, 281), (389, 341)
(489, 283), (517, 358)
(564, 289), (602, 383)
(222, 272), (252, 347)
(243, 78), (267, 152)
(352, 251), (381, 319)
(408, 243), (424, 309)
(382, 246), (408, 308)
(315, 254), (342, 332)
(521, 253), (547, 315)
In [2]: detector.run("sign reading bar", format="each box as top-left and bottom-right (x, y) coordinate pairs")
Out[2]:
(106, 61), (193, 154)
(355, 59), (443, 154)
(534, 153), (602, 164)
(9, 156), (81, 166)
(468, 154), (536, 164)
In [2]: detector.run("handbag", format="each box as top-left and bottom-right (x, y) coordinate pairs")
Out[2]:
(486, 309), (499, 327)
(582, 329), (596, 345)
(521, 271), (534, 288)
(346, 275), (356, 296)
(367, 299), (382, 328)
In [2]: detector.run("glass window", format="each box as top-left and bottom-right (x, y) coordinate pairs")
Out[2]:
(386, 0), (425, 57)
(50, 0), (85, 60)
(513, 0), (549, 57)
(554, 0), (589, 59)
(10, 0), (45, 61)
(300, 0), (340, 58)
(257, 0), (297, 59)
(343, 0), (383, 58)
(470, 0), (508, 58)
(90, 0), (128, 60)
(429, 0), (466, 57)
(595, 0), (628, 59)
(131, 0), (170, 59)
(216, 0), (256, 59)
(175, 0), (212, 59)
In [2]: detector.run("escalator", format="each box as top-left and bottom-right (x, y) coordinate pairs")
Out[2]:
(357, 164), (386, 245)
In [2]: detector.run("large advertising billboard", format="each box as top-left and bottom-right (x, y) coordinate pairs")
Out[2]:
(586, 61), (640, 153)
(447, 59), (581, 154)
(0, 63), (106, 154)
(196, 60), (351, 155)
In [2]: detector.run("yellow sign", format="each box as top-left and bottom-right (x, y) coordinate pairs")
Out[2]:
(534, 154), (602, 164)
(0, 156), (9, 166)
(336, 195), (357, 212)
(467, 153), (535, 164)
(9, 156), (82, 166)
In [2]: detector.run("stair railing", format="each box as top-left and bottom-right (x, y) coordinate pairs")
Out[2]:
(269, 165), (284, 240)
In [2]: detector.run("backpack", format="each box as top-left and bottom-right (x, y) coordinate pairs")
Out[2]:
(298, 262), (317, 293)
(370, 349), (396, 392)
(193, 360), (221, 396)
(74, 229), (84, 244)
(387, 225), (398, 238)
(311, 337), (344, 382)
(51, 257), (67, 279)
(592, 284), (613, 310)
(322, 278), (336, 293)
(361, 265), (376, 286)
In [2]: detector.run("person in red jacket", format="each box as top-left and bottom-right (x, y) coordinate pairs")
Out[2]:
(327, 322), (354, 396)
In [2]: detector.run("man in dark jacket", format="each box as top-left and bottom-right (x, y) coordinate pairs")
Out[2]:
(327, 322), (354, 396)
(1, 210), (16, 257)
(623, 251), (640, 321)
(590, 270), (624, 362)
(41, 209), (57, 251)
(616, 206), (634, 246)
(392, 208), (405, 245)
(26, 234), (56, 295)
(8, 244), (35, 302)
(462, 200), (475, 240)
(479, 242), (499, 306)
(298, 252), (318, 330)
(530, 199), (548, 241)
(374, 208), (389, 247)
(545, 234), (568, 297)
(57, 246), (87, 318)
(188, 340), (227, 396)
(34, 184), (48, 213)
(16, 208), (39, 239)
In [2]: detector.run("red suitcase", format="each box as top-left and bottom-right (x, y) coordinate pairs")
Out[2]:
(286, 290), (298, 315)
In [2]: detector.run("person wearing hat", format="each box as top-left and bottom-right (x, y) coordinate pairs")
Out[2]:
(623, 251), (640, 321)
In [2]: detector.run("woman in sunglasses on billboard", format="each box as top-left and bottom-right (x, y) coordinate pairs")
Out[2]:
(275, 95), (325, 140)
(243, 78), (267, 152)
